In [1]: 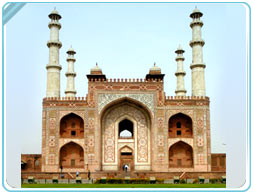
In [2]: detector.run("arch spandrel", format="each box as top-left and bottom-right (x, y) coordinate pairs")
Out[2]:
(58, 139), (84, 151)
(168, 138), (194, 149)
(120, 146), (133, 153)
(167, 110), (194, 122)
(59, 111), (85, 120)
(99, 94), (154, 117)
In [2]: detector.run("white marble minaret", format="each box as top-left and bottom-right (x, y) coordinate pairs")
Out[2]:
(190, 7), (206, 97)
(65, 47), (77, 97)
(46, 8), (62, 97)
(175, 45), (186, 96)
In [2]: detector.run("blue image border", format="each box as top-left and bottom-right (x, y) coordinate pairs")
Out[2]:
(1, 1), (251, 192)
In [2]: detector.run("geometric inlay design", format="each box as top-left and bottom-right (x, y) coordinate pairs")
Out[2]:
(98, 93), (154, 114)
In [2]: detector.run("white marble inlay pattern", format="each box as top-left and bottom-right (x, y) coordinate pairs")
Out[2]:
(98, 93), (154, 114)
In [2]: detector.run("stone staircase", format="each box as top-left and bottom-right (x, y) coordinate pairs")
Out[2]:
(117, 171), (132, 178)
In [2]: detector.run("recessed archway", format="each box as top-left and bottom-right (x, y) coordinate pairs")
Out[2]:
(169, 141), (193, 168)
(168, 113), (193, 138)
(60, 113), (84, 138)
(101, 99), (151, 171)
(59, 142), (84, 169)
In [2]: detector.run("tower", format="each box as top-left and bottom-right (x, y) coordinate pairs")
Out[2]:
(190, 7), (206, 96)
(175, 45), (187, 96)
(65, 47), (77, 97)
(46, 8), (62, 97)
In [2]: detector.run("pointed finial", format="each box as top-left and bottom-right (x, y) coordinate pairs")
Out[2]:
(96, 62), (98, 67)
(54, 7), (56, 10)
(154, 62), (156, 67)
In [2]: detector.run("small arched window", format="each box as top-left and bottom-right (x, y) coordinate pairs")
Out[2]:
(35, 159), (40, 167)
(119, 119), (134, 138)
(176, 122), (181, 128)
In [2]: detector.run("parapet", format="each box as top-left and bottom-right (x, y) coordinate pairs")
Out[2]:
(88, 78), (164, 83)
(166, 96), (209, 100)
(43, 96), (87, 101)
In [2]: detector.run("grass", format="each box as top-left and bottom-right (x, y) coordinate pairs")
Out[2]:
(22, 183), (226, 188)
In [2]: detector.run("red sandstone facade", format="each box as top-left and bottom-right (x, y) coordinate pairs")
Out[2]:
(21, 69), (226, 175)
(21, 7), (226, 180)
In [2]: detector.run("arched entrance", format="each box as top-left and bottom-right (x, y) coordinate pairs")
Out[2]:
(169, 141), (193, 168)
(60, 113), (84, 138)
(119, 146), (134, 172)
(59, 142), (84, 168)
(168, 113), (193, 138)
(101, 99), (151, 171)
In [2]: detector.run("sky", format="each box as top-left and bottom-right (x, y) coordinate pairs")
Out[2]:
(5, 3), (248, 188)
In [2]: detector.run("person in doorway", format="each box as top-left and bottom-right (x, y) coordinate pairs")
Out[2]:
(60, 165), (64, 179)
(88, 170), (91, 180)
(124, 164), (128, 172)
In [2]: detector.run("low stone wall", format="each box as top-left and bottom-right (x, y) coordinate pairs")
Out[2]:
(22, 171), (225, 180)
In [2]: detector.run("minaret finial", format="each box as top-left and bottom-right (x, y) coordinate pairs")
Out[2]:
(154, 62), (156, 67)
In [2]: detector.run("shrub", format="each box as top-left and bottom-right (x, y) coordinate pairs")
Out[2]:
(156, 178), (164, 184)
(210, 178), (218, 184)
(94, 178), (157, 184)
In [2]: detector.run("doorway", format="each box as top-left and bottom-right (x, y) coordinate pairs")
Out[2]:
(120, 152), (134, 172)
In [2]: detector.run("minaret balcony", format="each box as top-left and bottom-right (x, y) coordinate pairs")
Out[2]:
(190, 11), (203, 19)
(46, 64), (62, 70)
(175, 71), (186, 76)
(65, 90), (77, 94)
(175, 56), (185, 61)
(47, 40), (62, 48)
(65, 72), (76, 77)
(175, 89), (187, 94)
(190, 20), (203, 28)
(190, 63), (206, 69)
(66, 57), (76, 62)
(48, 21), (62, 29)
(189, 39), (205, 47)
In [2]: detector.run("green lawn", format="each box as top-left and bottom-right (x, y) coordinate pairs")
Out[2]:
(22, 183), (226, 188)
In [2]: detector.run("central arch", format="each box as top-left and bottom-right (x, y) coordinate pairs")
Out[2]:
(101, 99), (152, 171)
